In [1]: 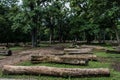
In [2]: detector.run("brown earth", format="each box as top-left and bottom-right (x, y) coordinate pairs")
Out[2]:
(112, 61), (120, 72)
(0, 47), (62, 68)
(0, 45), (120, 72)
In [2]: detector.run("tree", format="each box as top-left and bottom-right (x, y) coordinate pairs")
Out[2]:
(88, 0), (120, 45)
(0, 0), (18, 44)
(43, 0), (68, 44)
(70, 0), (120, 45)
(10, 0), (47, 47)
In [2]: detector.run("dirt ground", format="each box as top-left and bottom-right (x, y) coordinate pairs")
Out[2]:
(1, 45), (120, 72)
(0, 46), (63, 68)
(112, 62), (120, 72)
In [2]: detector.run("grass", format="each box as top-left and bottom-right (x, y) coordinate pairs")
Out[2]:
(0, 56), (6, 60)
(0, 61), (119, 80)
(9, 46), (24, 51)
(19, 61), (110, 68)
(38, 42), (71, 48)
(0, 43), (120, 80)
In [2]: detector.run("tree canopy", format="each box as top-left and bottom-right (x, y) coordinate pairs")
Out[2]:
(0, 0), (120, 47)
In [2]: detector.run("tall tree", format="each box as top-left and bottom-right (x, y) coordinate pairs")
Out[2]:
(0, 0), (19, 44)
(10, 0), (47, 47)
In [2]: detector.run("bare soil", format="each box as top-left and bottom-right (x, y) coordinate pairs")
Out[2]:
(0, 45), (120, 72)
(112, 62), (120, 72)
(0, 47), (62, 68)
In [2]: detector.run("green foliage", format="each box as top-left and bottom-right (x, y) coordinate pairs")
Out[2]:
(0, 0), (120, 44)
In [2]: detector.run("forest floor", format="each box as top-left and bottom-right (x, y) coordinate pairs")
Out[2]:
(0, 45), (63, 68)
(0, 43), (120, 80)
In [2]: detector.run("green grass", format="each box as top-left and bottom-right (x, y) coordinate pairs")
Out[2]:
(19, 61), (110, 68)
(9, 47), (24, 51)
(0, 56), (6, 60)
(0, 44), (120, 80)
(94, 51), (108, 57)
(94, 51), (120, 58)
(38, 43), (71, 48)
(0, 61), (119, 80)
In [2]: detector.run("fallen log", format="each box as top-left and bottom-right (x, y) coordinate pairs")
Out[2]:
(106, 50), (120, 54)
(0, 50), (12, 56)
(31, 55), (89, 65)
(64, 48), (93, 52)
(69, 44), (80, 48)
(2, 65), (110, 77)
(64, 48), (93, 54)
(32, 54), (97, 61)
(81, 45), (106, 50)
(51, 53), (64, 56)
(115, 46), (120, 50)
(64, 52), (93, 54)
(59, 55), (97, 61)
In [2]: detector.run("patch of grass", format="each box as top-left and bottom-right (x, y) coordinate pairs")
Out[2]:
(38, 43), (50, 47)
(94, 51), (108, 57)
(9, 47), (24, 51)
(0, 56), (6, 60)
(94, 50), (120, 58)
(106, 46), (114, 50)
(19, 61), (110, 68)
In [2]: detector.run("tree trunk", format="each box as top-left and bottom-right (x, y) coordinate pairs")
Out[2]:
(59, 24), (63, 43)
(64, 48), (93, 54)
(49, 27), (54, 44)
(63, 35), (66, 43)
(83, 32), (86, 41)
(103, 30), (106, 43)
(86, 32), (93, 44)
(74, 37), (77, 45)
(49, 32), (52, 44)
(114, 28), (120, 46)
(81, 45), (106, 50)
(0, 50), (12, 56)
(31, 28), (37, 47)
(31, 55), (90, 65)
(98, 32), (102, 44)
(3, 65), (110, 77)
(31, 55), (97, 64)
(30, 2), (38, 47)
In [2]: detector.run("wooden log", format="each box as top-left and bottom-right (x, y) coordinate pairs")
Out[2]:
(81, 45), (106, 50)
(64, 48), (93, 52)
(0, 46), (8, 50)
(61, 54), (97, 61)
(106, 50), (120, 54)
(69, 44), (80, 48)
(31, 55), (89, 65)
(0, 50), (12, 56)
(64, 52), (93, 54)
(2, 65), (110, 77)
(115, 46), (120, 51)
(32, 54), (97, 61)
(64, 48), (93, 54)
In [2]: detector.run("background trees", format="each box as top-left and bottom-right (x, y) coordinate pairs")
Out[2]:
(0, 0), (120, 47)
